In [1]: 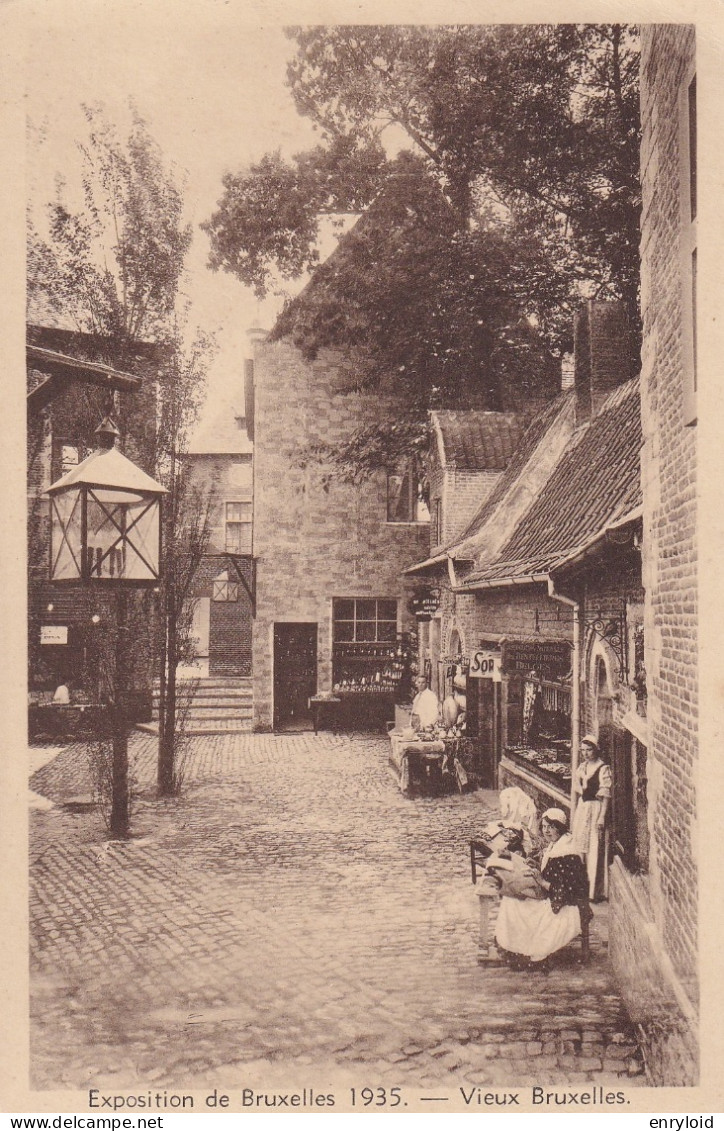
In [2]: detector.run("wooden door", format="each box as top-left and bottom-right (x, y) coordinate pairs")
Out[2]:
(273, 623), (318, 729)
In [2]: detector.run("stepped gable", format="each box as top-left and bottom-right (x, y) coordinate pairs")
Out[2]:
(433, 410), (524, 471)
(462, 377), (642, 585)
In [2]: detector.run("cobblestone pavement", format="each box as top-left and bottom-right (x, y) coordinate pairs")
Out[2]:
(29, 732), (646, 1094)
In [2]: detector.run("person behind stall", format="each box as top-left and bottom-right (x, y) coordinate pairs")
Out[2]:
(494, 808), (589, 969)
(570, 734), (612, 901)
(410, 675), (439, 730)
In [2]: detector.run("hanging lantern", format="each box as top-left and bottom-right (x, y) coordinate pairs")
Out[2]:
(45, 417), (166, 586)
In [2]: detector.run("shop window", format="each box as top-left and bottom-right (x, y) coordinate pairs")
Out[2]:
(225, 501), (252, 553)
(212, 571), (238, 602)
(333, 597), (398, 642)
(680, 71), (697, 425)
(387, 466), (430, 523)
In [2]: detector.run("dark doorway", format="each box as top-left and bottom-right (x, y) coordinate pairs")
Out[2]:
(273, 623), (317, 730)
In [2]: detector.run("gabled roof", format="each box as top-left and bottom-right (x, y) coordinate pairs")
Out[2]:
(432, 410), (524, 471)
(461, 378), (642, 588)
(187, 395), (253, 456)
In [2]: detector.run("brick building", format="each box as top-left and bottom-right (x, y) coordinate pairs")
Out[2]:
(427, 410), (524, 553)
(248, 333), (429, 731)
(27, 324), (159, 722)
(182, 395), (254, 677)
(407, 303), (639, 807)
(591, 23), (698, 1086)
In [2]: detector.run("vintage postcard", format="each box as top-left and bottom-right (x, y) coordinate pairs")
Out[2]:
(2, 0), (723, 1118)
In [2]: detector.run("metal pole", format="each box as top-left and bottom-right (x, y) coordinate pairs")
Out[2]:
(110, 587), (130, 837)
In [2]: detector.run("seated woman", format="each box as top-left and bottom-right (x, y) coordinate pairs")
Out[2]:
(494, 807), (589, 968)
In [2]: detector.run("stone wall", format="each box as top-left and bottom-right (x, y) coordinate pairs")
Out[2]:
(251, 339), (429, 730)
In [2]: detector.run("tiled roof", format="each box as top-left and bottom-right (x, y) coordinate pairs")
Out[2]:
(462, 378), (642, 586)
(453, 394), (573, 544)
(433, 410), (524, 470)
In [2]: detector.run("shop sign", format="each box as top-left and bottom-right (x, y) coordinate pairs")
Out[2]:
(504, 640), (571, 677)
(469, 650), (502, 681)
(409, 589), (441, 620)
(41, 625), (68, 645)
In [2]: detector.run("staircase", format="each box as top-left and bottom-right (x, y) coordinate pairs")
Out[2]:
(139, 676), (253, 735)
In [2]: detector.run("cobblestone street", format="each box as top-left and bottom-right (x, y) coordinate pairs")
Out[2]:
(29, 732), (646, 1096)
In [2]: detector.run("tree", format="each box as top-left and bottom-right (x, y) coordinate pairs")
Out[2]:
(154, 330), (214, 797)
(29, 104), (212, 809)
(203, 24), (641, 470)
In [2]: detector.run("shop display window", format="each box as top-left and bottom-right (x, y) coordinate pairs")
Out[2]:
(332, 598), (413, 698)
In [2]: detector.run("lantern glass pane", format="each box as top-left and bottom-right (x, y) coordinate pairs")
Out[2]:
(86, 492), (160, 581)
(50, 489), (83, 580)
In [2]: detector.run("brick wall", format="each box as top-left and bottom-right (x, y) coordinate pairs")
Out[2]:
(251, 339), (429, 729)
(191, 556), (253, 676)
(634, 23), (698, 1082)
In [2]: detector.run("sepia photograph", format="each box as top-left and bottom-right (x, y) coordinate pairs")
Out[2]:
(3, 2), (720, 1116)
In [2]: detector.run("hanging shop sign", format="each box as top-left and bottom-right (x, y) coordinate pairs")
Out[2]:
(469, 650), (502, 681)
(41, 625), (68, 645)
(504, 640), (571, 678)
(409, 589), (441, 620)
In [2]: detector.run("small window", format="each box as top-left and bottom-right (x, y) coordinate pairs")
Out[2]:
(213, 571), (238, 602)
(225, 501), (252, 553)
(387, 466), (430, 523)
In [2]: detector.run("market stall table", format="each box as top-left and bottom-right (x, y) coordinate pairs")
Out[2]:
(308, 694), (342, 735)
(387, 732), (446, 795)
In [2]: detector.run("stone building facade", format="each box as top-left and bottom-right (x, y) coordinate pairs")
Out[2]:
(182, 399), (254, 677)
(603, 23), (698, 1086)
(249, 337), (429, 731)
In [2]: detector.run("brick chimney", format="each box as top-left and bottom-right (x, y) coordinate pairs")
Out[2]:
(573, 300), (630, 425)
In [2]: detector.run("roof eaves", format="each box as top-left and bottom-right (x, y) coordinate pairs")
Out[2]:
(27, 345), (143, 390)
(548, 505), (644, 577)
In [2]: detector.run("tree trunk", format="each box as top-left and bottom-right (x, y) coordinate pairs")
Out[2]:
(158, 578), (178, 796)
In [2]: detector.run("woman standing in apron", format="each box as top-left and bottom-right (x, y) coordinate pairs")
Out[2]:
(571, 734), (612, 900)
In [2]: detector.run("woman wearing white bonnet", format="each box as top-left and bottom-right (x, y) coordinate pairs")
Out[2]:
(494, 807), (590, 969)
(570, 734), (612, 900)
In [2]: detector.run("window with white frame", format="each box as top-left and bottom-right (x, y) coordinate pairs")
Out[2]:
(212, 570), (238, 602)
(225, 501), (252, 553)
(333, 598), (398, 642)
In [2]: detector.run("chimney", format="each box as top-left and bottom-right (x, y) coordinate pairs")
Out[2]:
(573, 300), (630, 425)
(244, 324), (268, 443)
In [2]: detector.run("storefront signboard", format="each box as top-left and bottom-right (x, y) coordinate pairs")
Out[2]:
(469, 650), (502, 681)
(41, 625), (68, 645)
(503, 640), (571, 678)
(409, 589), (441, 620)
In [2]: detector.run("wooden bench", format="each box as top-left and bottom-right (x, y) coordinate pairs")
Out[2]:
(469, 839), (591, 965)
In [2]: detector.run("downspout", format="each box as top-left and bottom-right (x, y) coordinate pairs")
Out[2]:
(547, 578), (580, 818)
